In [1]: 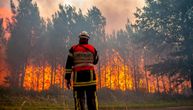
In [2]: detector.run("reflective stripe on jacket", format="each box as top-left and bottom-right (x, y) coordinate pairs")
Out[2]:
(65, 44), (98, 88)
(72, 44), (96, 72)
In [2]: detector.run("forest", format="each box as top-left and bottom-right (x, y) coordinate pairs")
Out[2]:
(0, 0), (193, 109)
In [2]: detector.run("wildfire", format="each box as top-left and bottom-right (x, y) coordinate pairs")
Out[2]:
(0, 47), (9, 86)
(21, 50), (191, 93)
(24, 65), (50, 91)
(24, 64), (65, 91)
(100, 52), (133, 91)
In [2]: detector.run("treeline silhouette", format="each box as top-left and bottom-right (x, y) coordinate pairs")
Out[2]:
(0, 0), (192, 94)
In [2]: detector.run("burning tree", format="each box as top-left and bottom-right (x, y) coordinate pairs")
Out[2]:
(6, 0), (44, 88)
(134, 0), (193, 93)
(0, 0), (191, 94)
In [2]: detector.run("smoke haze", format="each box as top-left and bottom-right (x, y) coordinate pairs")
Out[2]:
(0, 0), (145, 33)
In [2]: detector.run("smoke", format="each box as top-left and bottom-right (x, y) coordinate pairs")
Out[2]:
(0, 0), (145, 85)
(34, 0), (145, 33)
(33, 0), (63, 19)
(0, 0), (145, 33)
(0, 0), (9, 7)
(93, 0), (145, 33)
(0, 0), (12, 18)
(34, 0), (95, 18)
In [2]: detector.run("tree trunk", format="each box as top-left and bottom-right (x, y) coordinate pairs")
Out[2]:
(117, 66), (120, 89)
(124, 61), (126, 90)
(42, 65), (45, 91)
(50, 64), (54, 87)
(62, 66), (65, 90)
(168, 75), (172, 93)
(145, 70), (149, 92)
(12, 68), (20, 88)
(161, 75), (166, 93)
(132, 51), (138, 91)
(20, 63), (26, 88)
(104, 64), (107, 87)
(31, 68), (35, 90)
(98, 60), (101, 88)
(133, 65), (137, 91)
(36, 71), (40, 91)
(110, 67), (112, 89)
(53, 59), (57, 85)
(53, 66), (56, 85)
(156, 76), (160, 93)
(190, 73), (193, 93)
(144, 52), (149, 92)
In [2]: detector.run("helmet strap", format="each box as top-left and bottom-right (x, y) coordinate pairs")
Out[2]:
(79, 38), (88, 44)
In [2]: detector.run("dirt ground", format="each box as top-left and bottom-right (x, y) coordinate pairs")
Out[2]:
(99, 106), (193, 110)
(127, 106), (193, 110)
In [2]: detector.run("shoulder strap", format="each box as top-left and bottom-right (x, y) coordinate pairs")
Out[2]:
(71, 45), (79, 53)
(79, 44), (95, 54)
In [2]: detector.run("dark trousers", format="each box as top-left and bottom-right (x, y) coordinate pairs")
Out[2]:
(73, 90), (98, 110)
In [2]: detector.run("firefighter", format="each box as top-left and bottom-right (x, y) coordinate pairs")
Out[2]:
(65, 31), (99, 110)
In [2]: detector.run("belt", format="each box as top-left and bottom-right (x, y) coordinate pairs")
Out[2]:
(74, 63), (94, 67)
(73, 63), (94, 71)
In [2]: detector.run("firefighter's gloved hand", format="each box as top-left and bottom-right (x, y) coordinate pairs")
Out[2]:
(66, 80), (71, 89)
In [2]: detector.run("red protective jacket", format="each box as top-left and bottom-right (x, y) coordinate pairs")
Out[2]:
(65, 44), (98, 89)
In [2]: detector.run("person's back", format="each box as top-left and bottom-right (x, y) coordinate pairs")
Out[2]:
(65, 31), (99, 110)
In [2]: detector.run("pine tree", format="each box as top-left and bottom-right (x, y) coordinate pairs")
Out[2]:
(135, 0), (193, 92)
(7, 0), (43, 88)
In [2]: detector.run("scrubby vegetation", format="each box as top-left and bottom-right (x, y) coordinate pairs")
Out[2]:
(0, 87), (193, 110)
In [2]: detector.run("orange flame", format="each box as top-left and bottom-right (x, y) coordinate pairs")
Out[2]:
(21, 50), (191, 93)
